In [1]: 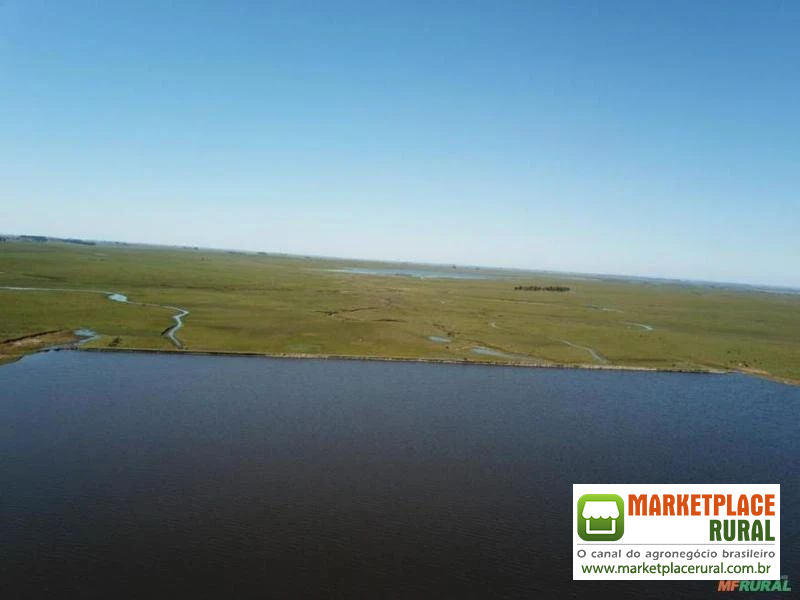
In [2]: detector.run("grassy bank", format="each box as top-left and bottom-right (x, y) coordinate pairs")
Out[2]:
(0, 329), (83, 365)
(1, 240), (798, 383)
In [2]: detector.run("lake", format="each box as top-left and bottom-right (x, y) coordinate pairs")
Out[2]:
(0, 351), (797, 598)
(327, 267), (503, 279)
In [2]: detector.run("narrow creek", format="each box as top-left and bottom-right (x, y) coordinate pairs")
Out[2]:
(0, 286), (189, 348)
(625, 321), (654, 331)
(557, 339), (609, 364)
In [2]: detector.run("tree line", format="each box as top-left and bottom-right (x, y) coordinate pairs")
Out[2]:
(514, 285), (571, 292)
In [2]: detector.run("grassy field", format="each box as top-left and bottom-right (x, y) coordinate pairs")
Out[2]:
(1, 240), (799, 383)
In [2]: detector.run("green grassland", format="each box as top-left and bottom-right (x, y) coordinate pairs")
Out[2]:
(1, 240), (799, 383)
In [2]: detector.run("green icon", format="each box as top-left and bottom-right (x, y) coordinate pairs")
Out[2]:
(577, 494), (625, 541)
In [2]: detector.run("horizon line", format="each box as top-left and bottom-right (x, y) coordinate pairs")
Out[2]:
(2, 231), (798, 293)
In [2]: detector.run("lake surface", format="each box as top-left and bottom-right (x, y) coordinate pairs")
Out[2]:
(0, 351), (797, 598)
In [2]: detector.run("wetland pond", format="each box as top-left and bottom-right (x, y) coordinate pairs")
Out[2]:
(328, 267), (504, 280)
(0, 351), (797, 598)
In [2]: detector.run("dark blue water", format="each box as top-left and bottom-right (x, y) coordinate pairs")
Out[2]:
(0, 351), (797, 598)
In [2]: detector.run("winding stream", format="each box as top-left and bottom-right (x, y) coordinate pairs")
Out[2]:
(0, 286), (189, 348)
(586, 305), (623, 313)
(625, 321), (654, 331)
(557, 339), (609, 364)
(162, 306), (189, 347)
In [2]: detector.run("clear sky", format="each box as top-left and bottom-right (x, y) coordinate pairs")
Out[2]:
(1, 1), (798, 286)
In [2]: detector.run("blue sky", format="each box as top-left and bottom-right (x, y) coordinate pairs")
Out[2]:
(1, 1), (798, 286)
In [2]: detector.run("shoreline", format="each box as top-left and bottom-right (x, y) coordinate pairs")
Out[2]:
(81, 347), (800, 385)
(77, 345), (725, 375)
(4, 331), (798, 386)
(0, 329), (84, 365)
